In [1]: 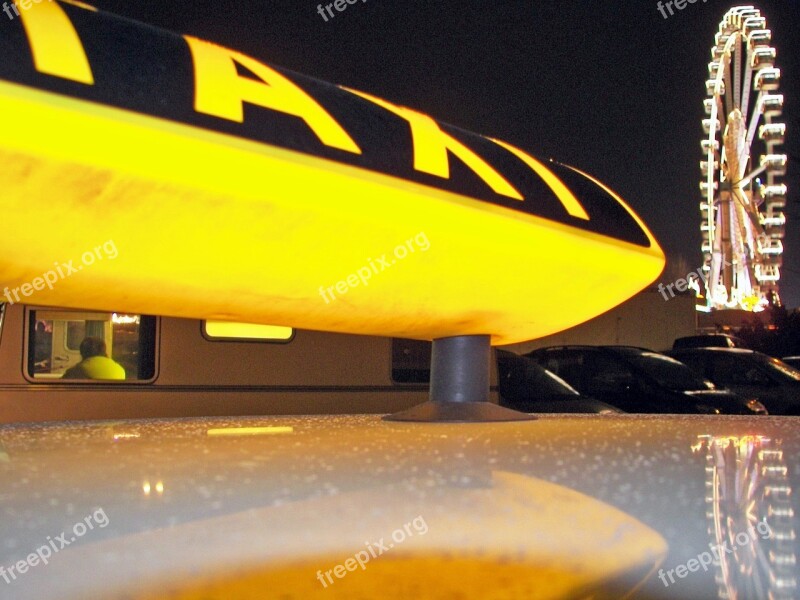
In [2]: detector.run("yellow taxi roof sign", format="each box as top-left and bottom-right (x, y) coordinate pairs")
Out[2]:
(0, 1), (664, 344)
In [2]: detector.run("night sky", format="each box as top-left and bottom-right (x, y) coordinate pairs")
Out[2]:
(89, 0), (800, 307)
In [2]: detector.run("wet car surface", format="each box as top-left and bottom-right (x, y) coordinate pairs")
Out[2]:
(1, 414), (798, 599)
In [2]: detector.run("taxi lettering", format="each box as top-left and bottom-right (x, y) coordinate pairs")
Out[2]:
(14, 0), (588, 217)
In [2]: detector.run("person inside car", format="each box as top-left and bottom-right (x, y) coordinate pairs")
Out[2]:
(61, 337), (126, 380)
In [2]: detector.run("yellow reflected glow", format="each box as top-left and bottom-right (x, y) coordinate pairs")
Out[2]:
(143, 480), (165, 497)
(204, 321), (293, 341)
(206, 427), (294, 437)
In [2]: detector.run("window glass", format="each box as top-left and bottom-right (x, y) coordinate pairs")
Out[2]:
(585, 353), (636, 394)
(532, 352), (585, 390)
(203, 321), (293, 342)
(708, 355), (769, 386)
(66, 321), (87, 351)
(27, 310), (156, 381)
(626, 352), (713, 391)
(0, 302), (6, 344)
(497, 351), (579, 402)
(757, 354), (800, 382)
(391, 338), (431, 383)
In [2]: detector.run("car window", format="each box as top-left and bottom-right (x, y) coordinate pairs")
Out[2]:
(671, 352), (711, 380)
(708, 354), (772, 386)
(585, 352), (636, 394)
(532, 352), (585, 390)
(27, 310), (157, 381)
(754, 354), (800, 383)
(624, 352), (714, 391)
(497, 352), (579, 402)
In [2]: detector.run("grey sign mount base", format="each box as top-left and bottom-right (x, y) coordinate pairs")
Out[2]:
(384, 335), (537, 423)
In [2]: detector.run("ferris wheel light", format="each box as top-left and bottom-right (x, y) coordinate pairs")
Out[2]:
(762, 213), (786, 227)
(700, 181), (718, 198)
(703, 118), (721, 134)
(761, 154), (787, 175)
(701, 139), (720, 154)
(751, 47), (776, 68)
(733, 10), (760, 27)
(755, 265), (780, 282)
(758, 239), (783, 255)
(743, 17), (766, 33)
(755, 68), (781, 91)
(763, 184), (787, 203)
(706, 79), (725, 96)
(749, 29), (772, 45)
(700, 160), (718, 176)
(759, 94), (783, 116)
(759, 123), (785, 143)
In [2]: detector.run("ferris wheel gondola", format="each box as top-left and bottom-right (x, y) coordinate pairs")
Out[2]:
(701, 6), (787, 311)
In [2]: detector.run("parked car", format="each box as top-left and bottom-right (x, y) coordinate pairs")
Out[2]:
(672, 333), (746, 349)
(526, 346), (767, 415)
(496, 350), (622, 413)
(667, 348), (800, 415)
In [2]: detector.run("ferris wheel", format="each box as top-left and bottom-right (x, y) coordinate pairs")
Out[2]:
(701, 5), (787, 312)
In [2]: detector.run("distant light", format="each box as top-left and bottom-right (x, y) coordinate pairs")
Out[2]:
(112, 313), (140, 325)
(143, 480), (165, 497)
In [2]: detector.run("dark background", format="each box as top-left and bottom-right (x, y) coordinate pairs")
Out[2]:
(88, 0), (800, 308)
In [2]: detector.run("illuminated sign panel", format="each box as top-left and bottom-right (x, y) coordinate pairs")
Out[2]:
(0, 1), (647, 244)
(0, 1), (664, 344)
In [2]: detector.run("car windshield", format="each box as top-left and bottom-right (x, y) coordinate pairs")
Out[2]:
(618, 350), (715, 391)
(754, 354), (800, 383)
(497, 353), (581, 402)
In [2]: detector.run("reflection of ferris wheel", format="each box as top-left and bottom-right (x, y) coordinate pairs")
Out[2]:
(693, 435), (797, 600)
(701, 6), (787, 312)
